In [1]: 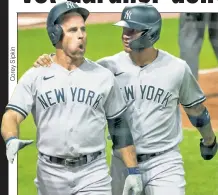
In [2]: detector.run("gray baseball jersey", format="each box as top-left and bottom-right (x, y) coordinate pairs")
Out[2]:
(96, 49), (206, 154)
(6, 58), (127, 158)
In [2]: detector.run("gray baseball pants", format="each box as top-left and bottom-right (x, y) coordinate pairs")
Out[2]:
(110, 146), (186, 195)
(34, 152), (112, 195)
(179, 13), (218, 80)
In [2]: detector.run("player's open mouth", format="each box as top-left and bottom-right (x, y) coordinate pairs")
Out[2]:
(78, 44), (84, 50)
(124, 42), (129, 47)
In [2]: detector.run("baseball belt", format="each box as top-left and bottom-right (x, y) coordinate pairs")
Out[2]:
(137, 147), (173, 162)
(39, 150), (103, 167)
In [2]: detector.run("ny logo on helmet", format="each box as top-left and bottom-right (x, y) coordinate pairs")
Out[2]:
(124, 10), (132, 20)
(66, 2), (75, 9)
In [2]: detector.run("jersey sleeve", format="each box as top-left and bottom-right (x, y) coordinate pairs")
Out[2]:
(96, 57), (117, 74)
(104, 75), (127, 119)
(5, 69), (35, 118)
(179, 62), (206, 108)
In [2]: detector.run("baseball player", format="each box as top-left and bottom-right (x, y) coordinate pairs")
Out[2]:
(179, 13), (218, 80)
(1, 2), (143, 195)
(33, 3), (218, 195)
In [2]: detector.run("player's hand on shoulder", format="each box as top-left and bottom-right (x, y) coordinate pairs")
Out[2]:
(33, 53), (53, 68)
(200, 136), (217, 160)
(122, 167), (143, 195)
(6, 137), (34, 164)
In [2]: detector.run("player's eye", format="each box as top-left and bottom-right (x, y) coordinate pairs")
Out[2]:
(68, 27), (77, 32)
(123, 28), (137, 36)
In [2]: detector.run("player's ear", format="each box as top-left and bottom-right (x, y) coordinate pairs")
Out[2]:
(33, 54), (53, 68)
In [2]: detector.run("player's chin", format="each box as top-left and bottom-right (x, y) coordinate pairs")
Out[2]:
(75, 52), (85, 60)
(68, 50), (85, 61)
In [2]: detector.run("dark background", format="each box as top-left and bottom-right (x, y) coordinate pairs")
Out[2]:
(0, 1), (9, 194)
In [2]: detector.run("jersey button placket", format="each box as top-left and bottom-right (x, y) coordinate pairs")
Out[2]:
(69, 127), (75, 153)
(68, 72), (73, 86)
(66, 72), (73, 105)
(136, 70), (143, 109)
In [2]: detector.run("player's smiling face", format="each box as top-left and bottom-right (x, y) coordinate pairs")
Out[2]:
(122, 27), (142, 53)
(60, 13), (87, 59)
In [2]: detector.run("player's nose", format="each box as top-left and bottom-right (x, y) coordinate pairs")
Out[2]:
(77, 29), (85, 39)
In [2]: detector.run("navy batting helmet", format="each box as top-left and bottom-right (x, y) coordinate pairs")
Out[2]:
(46, 2), (89, 46)
(114, 3), (162, 51)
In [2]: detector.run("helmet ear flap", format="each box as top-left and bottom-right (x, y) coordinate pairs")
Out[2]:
(150, 31), (159, 42)
(129, 30), (153, 51)
(47, 24), (63, 46)
(46, 2), (89, 47)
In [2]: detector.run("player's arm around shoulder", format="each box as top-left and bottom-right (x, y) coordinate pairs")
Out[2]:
(105, 74), (143, 195)
(32, 53), (53, 68)
(96, 57), (118, 74)
(1, 68), (37, 164)
(31, 53), (119, 74)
